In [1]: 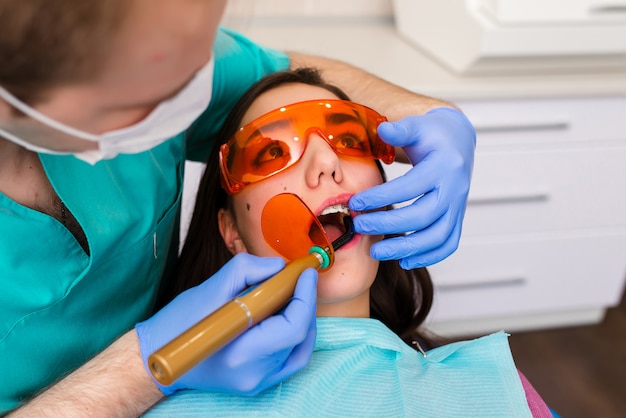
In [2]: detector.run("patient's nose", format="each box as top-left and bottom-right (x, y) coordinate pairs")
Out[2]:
(302, 133), (343, 187)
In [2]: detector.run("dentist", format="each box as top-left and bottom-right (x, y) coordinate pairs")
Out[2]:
(0, 0), (475, 416)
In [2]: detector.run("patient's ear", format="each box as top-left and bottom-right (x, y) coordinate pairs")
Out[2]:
(218, 208), (247, 255)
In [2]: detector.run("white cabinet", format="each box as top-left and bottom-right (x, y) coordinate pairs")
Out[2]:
(412, 97), (626, 335)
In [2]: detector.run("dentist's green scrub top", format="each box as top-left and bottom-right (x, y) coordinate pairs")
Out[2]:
(0, 27), (289, 413)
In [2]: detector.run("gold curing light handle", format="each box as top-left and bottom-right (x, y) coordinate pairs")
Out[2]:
(148, 251), (325, 386)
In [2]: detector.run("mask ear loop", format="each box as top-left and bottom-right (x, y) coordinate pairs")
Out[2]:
(0, 86), (100, 141)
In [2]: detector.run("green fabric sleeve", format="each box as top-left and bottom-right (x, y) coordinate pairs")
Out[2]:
(185, 27), (290, 162)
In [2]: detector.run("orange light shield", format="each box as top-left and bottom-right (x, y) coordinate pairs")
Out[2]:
(261, 193), (334, 271)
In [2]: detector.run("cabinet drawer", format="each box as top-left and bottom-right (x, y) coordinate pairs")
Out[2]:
(458, 96), (626, 147)
(386, 145), (626, 236)
(426, 231), (626, 323)
(464, 145), (626, 236)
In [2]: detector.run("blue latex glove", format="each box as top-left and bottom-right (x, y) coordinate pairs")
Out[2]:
(349, 107), (475, 269)
(136, 253), (318, 396)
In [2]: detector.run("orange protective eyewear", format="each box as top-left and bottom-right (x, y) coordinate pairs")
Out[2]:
(219, 100), (395, 194)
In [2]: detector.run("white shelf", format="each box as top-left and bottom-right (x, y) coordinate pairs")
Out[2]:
(238, 21), (626, 100)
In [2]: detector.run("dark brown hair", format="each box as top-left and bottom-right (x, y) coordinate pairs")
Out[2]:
(162, 68), (439, 350)
(0, 0), (127, 103)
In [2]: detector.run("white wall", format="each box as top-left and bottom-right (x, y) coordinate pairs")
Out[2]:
(223, 0), (392, 22)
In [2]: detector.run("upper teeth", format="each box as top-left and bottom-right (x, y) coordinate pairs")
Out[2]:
(319, 204), (350, 216)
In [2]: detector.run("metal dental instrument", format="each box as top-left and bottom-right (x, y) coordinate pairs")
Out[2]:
(148, 194), (355, 386)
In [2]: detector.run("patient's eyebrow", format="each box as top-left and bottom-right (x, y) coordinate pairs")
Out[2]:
(326, 112), (362, 126)
(244, 118), (294, 145)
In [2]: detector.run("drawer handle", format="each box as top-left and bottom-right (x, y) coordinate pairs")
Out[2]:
(474, 121), (569, 134)
(590, 5), (626, 15)
(436, 277), (526, 292)
(468, 192), (549, 206)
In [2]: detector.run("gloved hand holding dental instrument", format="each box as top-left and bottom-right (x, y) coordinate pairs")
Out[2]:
(136, 253), (318, 396)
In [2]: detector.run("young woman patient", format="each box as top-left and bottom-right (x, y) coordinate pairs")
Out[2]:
(147, 68), (553, 417)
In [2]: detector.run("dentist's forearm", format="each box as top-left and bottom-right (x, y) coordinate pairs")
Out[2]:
(8, 331), (163, 418)
(287, 52), (458, 120)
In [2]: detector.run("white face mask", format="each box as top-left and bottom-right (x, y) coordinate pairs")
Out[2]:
(0, 57), (214, 164)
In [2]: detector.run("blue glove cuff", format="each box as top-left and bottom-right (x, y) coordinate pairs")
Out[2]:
(135, 322), (178, 396)
(426, 107), (477, 147)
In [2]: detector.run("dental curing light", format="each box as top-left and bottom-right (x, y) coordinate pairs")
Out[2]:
(148, 194), (354, 386)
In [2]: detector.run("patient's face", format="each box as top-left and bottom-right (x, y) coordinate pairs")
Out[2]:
(221, 83), (384, 317)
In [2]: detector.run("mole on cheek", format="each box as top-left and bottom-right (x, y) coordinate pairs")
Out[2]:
(246, 203), (251, 211)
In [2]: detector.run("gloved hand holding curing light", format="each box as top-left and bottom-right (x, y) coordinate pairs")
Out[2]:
(349, 107), (476, 269)
(135, 253), (318, 396)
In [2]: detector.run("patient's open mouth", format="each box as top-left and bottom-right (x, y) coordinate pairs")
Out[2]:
(311, 204), (351, 244)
